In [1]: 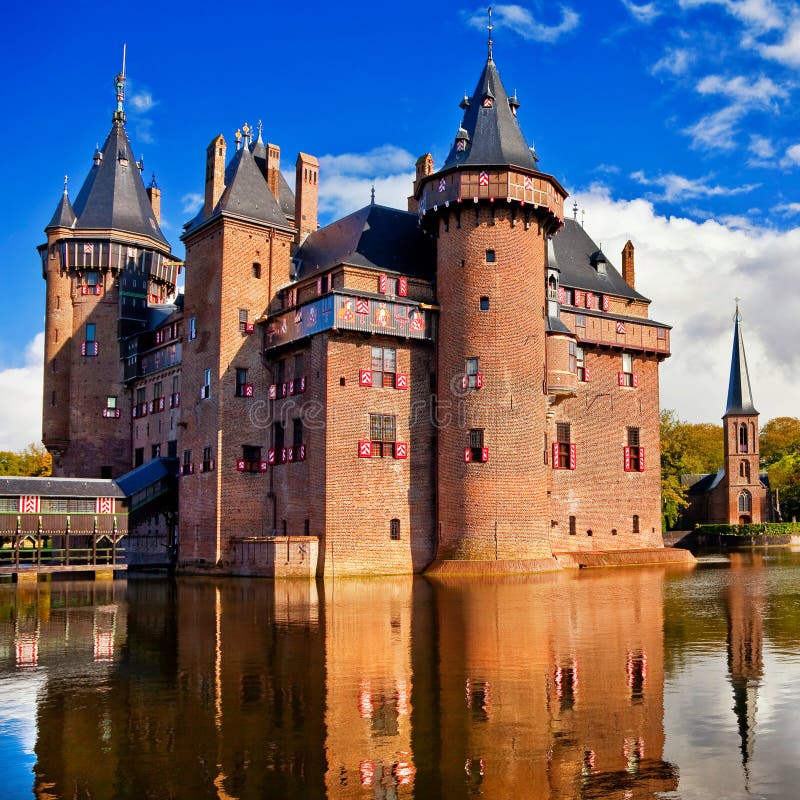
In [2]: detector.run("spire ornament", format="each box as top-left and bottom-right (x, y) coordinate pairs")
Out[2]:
(487, 6), (494, 61)
(63, 175), (69, 195)
(113, 43), (127, 125)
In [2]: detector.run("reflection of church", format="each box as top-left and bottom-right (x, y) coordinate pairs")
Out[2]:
(681, 307), (773, 526)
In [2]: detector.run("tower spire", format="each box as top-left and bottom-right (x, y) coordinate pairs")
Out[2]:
(487, 6), (494, 61)
(725, 301), (757, 415)
(113, 43), (127, 125)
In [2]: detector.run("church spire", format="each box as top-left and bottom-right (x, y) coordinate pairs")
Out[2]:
(725, 302), (757, 416)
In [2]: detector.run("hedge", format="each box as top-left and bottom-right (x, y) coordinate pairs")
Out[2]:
(694, 522), (800, 537)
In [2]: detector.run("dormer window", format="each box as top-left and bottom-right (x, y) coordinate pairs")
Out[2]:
(590, 250), (608, 276)
(482, 96), (494, 108)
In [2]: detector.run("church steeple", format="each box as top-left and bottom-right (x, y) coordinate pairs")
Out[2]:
(725, 304), (757, 416)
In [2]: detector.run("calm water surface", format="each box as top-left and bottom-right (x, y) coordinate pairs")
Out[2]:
(2, 551), (800, 799)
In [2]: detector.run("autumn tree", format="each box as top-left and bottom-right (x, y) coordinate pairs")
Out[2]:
(760, 417), (800, 466)
(0, 443), (52, 477)
(660, 410), (690, 529)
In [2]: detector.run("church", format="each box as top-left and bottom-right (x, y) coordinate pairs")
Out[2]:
(35, 39), (693, 576)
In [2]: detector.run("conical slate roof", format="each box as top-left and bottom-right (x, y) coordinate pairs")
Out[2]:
(442, 57), (538, 171)
(71, 122), (169, 248)
(725, 308), (757, 416)
(46, 190), (76, 230)
(216, 145), (290, 227)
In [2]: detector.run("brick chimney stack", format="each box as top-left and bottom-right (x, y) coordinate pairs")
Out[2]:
(204, 134), (227, 219)
(267, 143), (281, 203)
(622, 240), (635, 288)
(295, 153), (319, 244)
(146, 176), (161, 225)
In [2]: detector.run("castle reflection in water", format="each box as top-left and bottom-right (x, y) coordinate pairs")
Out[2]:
(0, 558), (771, 799)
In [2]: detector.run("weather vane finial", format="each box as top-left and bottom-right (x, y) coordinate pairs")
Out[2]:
(487, 6), (494, 61)
(63, 175), (69, 194)
(734, 297), (741, 322)
(371, 184), (376, 206)
(113, 43), (127, 125)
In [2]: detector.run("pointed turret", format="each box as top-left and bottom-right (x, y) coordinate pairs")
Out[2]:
(725, 305), (757, 416)
(46, 178), (76, 230)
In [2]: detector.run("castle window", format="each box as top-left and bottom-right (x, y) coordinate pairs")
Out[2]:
(135, 448), (144, 467)
(239, 309), (249, 332)
(739, 490), (752, 513)
(390, 519), (401, 541)
(632, 514), (640, 533)
(235, 368), (248, 397)
(85, 323), (96, 342)
(465, 357), (481, 389)
(152, 444), (161, 459)
(252, 262), (261, 279)
(620, 353), (635, 387)
(201, 369), (211, 400)
(575, 314), (586, 328)
(371, 346), (397, 388)
(576, 347), (587, 381)
(469, 428), (484, 461)
(293, 418), (303, 447)
(626, 427), (644, 472)
(51, 391), (56, 406)
(569, 340), (577, 373)
(370, 413), (396, 457)
(167, 439), (178, 458)
(740, 460), (750, 480)
(480, 296), (490, 311)
(739, 424), (748, 453)
(85, 271), (99, 287)
(274, 422), (285, 454)
(241, 445), (262, 473)
(106, 396), (117, 411)
(154, 381), (162, 402)
(547, 275), (558, 302)
(485, 249), (496, 263)
(182, 449), (192, 472)
(555, 423), (571, 468)
(294, 353), (304, 377)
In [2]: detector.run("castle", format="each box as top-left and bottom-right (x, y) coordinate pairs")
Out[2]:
(37, 44), (693, 576)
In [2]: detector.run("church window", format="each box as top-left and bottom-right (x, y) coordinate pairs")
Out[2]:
(739, 490), (752, 513)
(370, 413), (396, 457)
(739, 424), (748, 453)
(371, 347), (397, 388)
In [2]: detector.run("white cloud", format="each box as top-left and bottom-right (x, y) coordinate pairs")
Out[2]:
(748, 133), (776, 160)
(757, 20), (800, 66)
(129, 90), (157, 113)
(630, 170), (759, 202)
(773, 201), (800, 215)
(678, 0), (784, 31)
(780, 143), (800, 167)
(621, 0), (662, 23)
(652, 46), (693, 76)
(181, 192), (204, 215)
(572, 185), (800, 423)
(0, 333), (44, 451)
(318, 145), (416, 221)
(695, 74), (787, 105)
(465, 3), (580, 44)
(682, 104), (744, 150)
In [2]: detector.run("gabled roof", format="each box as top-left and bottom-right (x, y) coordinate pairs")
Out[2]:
(46, 190), (77, 230)
(293, 204), (435, 280)
(442, 57), (539, 172)
(725, 309), (757, 416)
(71, 122), (170, 248)
(0, 476), (125, 499)
(550, 219), (650, 302)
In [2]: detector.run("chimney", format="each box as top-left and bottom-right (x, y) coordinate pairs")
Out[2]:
(204, 134), (227, 219)
(267, 143), (281, 203)
(408, 153), (434, 212)
(622, 240), (635, 288)
(295, 153), (319, 243)
(147, 176), (161, 225)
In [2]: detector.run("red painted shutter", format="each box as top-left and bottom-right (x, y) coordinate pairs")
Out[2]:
(476, 373), (483, 389)
(379, 274), (388, 294)
(245, 323), (255, 333)
(632, 373), (639, 388)
(268, 448), (276, 465)
(464, 447), (472, 463)
(583, 366), (592, 383)
(461, 375), (469, 390)
(244, 384), (254, 397)
(558, 286), (565, 304)
(569, 443), (577, 470)
(288, 380), (295, 395)
(317, 277), (322, 295)
(602, 295), (610, 311)
(394, 442), (408, 459)
(585, 293), (594, 309)
(618, 372), (625, 386)
(574, 290), (583, 305)
(237, 459), (246, 471)
(396, 373), (408, 390)
(616, 321), (626, 334)
(359, 369), (373, 387)
(269, 384), (277, 400)
(624, 446), (631, 472)
(481, 447), (490, 463)
(639, 446), (646, 472)
(259, 460), (268, 472)
(398, 277), (408, 296)
(552, 442), (560, 469)
(299, 376), (306, 393)
(288, 447), (295, 462)
(298, 444), (306, 461)
(359, 441), (373, 458)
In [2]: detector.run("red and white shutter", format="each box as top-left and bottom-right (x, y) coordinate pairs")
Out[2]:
(355, 298), (370, 315)
(552, 442), (560, 469)
(395, 373), (408, 390)
(632, 373), (639, 388)
(280, 447), (288, 464)
(618, 372), (626, 386)
(585, 293), (594, 310)
(602, 295), (610, 312)
(569, 443), (577, 470)
(359, 441), (373, 458)
(298, 444), (306, 461)
(359, 369), (373, 387)
(236, 458), (246, 472)
(616, 321), (626, 334)
(245, 322), (255, 334)
(317, 276), (323, 295)
(481, 447), (490, 463)
(267, 448), (276, 466)
(639, 446), (646, 472)
(583, 366), (592, 383)
(394, 442), (408, 459)
(95, 497), (114, 514)
(269, 384), (277, 400)
(259, 460), (268, 472)
(476, 373), (483, 389)
(558, 286), (565, 304)
(288, 446), (295, 462)
(398, 277), (408, 296)
(378, 274), (388, 294)
(298, 376), (306, 393)
(574, 290), (583, 306)
(624, 446), (631, 472)
(288, 380), (295, 395)
(463, 447), (472, 463)
(19, 496), (40, 514)
(461, 375), (469, 390)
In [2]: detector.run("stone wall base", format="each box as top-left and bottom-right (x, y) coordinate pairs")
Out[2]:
(552, 548), (696, 569)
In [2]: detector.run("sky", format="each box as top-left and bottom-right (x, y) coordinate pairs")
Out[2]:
(1, 0), (799, 449)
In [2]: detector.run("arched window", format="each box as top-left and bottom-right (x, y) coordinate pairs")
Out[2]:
(739, 424), (748, 453)
(740, 460), (750, 481)
(739, 490), (752, 513)
(547, 274), (558, 301)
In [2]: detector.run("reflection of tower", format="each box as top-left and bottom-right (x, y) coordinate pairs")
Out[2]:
(721, 306), (767, 523)
(726, 553), (765, 780)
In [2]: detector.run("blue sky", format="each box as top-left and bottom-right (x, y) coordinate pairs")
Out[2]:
(1, 0), (799, 448)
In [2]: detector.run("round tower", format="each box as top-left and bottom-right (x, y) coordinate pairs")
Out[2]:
(416, 51), (566, 566)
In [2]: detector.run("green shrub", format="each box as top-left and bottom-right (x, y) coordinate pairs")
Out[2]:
(695, 522), (800, 537)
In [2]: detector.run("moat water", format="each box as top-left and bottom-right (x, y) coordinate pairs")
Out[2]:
(2, 550), (800, 799)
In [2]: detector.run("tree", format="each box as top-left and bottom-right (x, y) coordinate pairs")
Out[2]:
(0, 443), (52, 477)
(660, 410), (691, 529)
(768, 451), (800, 522)
(760, 417), (800, 466)
(680, 422), (724, 474)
